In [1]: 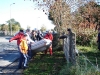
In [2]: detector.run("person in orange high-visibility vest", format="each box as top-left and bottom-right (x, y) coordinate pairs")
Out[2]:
(19, 33), (28, 69)
(44, 30), (53, 56)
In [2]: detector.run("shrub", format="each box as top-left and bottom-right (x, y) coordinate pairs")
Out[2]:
(52, 33), (59, 47)
(76, 32), (96, 46)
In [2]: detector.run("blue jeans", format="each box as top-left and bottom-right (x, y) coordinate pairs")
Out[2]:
(23, 54), (28, 67)
(18, 45), (28, 68)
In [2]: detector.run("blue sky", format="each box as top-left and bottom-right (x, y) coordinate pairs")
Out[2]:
(0, 0), (99, 30)
(0, 0), (55, 30)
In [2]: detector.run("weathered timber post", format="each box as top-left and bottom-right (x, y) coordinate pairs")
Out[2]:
(67, 28), (76, 64)
(59, 28), (76, 64)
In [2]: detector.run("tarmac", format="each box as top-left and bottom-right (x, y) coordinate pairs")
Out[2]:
(0, 36), (19, 67)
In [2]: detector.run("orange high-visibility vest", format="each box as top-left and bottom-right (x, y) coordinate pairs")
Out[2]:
(20, 39), (28, 54)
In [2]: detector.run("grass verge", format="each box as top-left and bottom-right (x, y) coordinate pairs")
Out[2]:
(23, 45), (100, 75)
(23, 50), (66, 75)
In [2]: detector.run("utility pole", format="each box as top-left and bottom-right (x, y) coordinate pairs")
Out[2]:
(10, 3), (15, 35)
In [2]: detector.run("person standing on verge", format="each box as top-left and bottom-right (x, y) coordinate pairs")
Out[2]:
(44, 30), (53, 56)
(9, 29), (25, 69)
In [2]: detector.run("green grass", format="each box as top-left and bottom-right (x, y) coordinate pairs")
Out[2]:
(23, 45), (100, 75)
(77, 45), (98, 52)
(77, 45), (100, 68)
(23, 50), (66, 75)
(59, 45), (100, 75)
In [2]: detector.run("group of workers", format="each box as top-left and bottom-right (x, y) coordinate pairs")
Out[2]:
(9, 29), (53, 69)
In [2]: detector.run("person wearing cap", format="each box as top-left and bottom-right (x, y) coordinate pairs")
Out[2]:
(44, 30), (53, 56)
(9, 29), (26, 69)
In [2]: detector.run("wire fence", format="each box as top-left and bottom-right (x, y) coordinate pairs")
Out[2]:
(62, 30), (100, 71)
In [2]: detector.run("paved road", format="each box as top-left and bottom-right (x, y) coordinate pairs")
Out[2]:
(0, 36), (22, 74)
(0, 36), (19, 66)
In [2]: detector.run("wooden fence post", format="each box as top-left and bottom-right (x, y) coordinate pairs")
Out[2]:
(68, 30), (76, 64)
(61, 29), (76, 64)
(63, 38), (69, 63)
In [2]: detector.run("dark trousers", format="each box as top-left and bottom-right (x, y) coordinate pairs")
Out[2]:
(28, 44), (36, 59)
(28, 44), (32, 59)
(18, 52), (24, 68)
